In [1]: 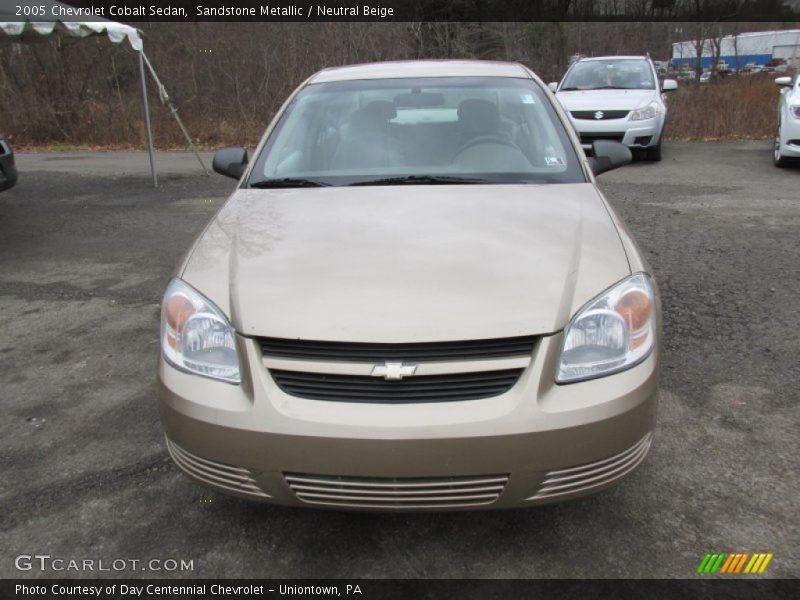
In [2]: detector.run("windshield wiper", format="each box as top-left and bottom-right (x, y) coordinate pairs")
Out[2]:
(349, 175), (491, 186)
(249, 177), (330, 188)
(561, 85), (633, 91)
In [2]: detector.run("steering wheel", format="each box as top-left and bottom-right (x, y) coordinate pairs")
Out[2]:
(455, 134), (519, 156)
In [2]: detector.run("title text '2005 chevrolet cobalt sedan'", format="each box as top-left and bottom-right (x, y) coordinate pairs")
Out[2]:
(158, 60), (660, 510)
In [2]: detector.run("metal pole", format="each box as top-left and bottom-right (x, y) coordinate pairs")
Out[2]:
(141, 53), (209, 176)
(139, 50), (157, 187)
(168, 103), (210, 175)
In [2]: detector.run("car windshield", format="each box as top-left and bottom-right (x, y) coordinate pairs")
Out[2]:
(248, 76), (585, 187)
(560, 59), (655, 91)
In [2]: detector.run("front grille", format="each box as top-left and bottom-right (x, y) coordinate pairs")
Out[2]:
(571, 110), (630, 120)
(529, 433), (652, 501)
(271, 368), (523, 403)
(166, 437), (269, 498)
(285, 472), (509, 509)
(258, 336), (537, 362)
(579, 132), (625, 144)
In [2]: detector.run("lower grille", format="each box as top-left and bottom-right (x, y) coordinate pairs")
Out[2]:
(580, 132), (625, 144)
(166, 438), (268, 498)
(571, 110), (630, 120)
(270, 368), (523, 403)
(529, 433), (652, 501)
(285, 473), (509, 509)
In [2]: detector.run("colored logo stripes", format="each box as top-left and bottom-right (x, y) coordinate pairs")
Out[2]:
(697, 552), (773, 574)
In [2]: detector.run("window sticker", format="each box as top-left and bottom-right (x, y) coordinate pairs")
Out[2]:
(520, 94), (536, 104)
(544, 156), (566, 166)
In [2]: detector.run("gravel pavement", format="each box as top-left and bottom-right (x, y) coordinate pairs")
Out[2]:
(0, 142), (797, 578)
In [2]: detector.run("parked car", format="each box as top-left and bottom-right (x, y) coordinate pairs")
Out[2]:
(766, 58), (789, 73)
(774, 74), (800, 167)
(743, 62), (764, 74)
(158, 60), (661, 510)
(699, 71), (712, 84)
(714, 61), (738, 75)
(653, 60), (669, 75)
(549, 56), (677, 161)
(0, 135), (17, 191)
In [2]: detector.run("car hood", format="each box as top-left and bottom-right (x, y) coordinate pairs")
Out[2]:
(555, 89), (656, 112)
(181, 184), (630, 342)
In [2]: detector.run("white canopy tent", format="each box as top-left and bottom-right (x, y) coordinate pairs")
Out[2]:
(0, 1), (207, 186)
(0, 18), (143, 50)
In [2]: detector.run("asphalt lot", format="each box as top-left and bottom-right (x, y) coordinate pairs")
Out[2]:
(1, 142), (798, 579)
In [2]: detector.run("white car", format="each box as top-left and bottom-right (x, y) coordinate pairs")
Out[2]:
(549, 56), (677, 161)
(774, 74), (800, 168)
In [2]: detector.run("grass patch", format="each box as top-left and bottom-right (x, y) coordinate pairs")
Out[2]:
(664, 73), (785, 142)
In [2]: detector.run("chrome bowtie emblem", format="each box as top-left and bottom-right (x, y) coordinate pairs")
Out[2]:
(594, 111), (604, 120)
(371, 361), (417, 381)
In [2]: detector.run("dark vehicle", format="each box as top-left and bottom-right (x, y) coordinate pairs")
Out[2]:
(765, 58), (789, 74)
(0, 136), (18, 191)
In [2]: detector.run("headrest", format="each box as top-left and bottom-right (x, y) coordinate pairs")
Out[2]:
(457, 99), (501, 131)
(359, 100), (397, 122)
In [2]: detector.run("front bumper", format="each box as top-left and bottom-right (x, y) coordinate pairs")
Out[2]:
(571, 116), (663, 151)
(158, 333), (659, 510)
(779, 118), (800, 156)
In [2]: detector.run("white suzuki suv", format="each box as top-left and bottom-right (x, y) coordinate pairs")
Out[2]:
(549, 56), (677, 161)
(774, 73), (800, 168)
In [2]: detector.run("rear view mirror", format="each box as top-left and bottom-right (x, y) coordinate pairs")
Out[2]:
(661, 79), (678, 92)
(393, 92), (445, 108)
(212, 146), (249, 179)
(588, 140), (632, 176)
(775, 76), (792, 87)
(547, 82), (558, 92)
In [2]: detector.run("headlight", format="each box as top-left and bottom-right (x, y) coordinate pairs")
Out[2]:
(556, 273), (656, 384)
(160, 278), (241, 384)
(791, 106), (800, 119)
(629, 101), (661, 121)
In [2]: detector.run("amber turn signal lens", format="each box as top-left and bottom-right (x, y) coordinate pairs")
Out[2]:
(615, 289), (652, 348)
(164, 294), (195, 349)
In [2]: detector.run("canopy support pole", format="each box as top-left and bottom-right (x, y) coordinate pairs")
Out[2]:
(138, 50), (157, 188)
(142, 53), (210, 176)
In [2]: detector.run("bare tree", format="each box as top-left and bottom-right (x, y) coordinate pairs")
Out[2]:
(0, 19), (793, 147)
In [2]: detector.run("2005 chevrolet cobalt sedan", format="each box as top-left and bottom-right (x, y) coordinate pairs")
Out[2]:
(158, 60), (660, 510)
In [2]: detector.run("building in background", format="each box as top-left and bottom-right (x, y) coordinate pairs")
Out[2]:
(672, 29), (800, 71)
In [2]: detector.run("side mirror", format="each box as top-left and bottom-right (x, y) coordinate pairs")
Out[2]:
(661, 79), (678, 92)
(212, 146), (249, 179)
(547, 82), (558, 93)
(588, 140), (632, 176)
(775, 76), (792, 87)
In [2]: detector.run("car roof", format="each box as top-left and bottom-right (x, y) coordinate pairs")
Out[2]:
(308, 60), (531, 83)
(579, 56), (650, 62)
